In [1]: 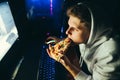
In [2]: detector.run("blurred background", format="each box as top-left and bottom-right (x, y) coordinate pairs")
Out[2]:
(0, 0), (119, 80)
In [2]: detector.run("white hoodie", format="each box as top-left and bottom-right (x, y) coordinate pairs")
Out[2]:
(75, 3), (120, 80)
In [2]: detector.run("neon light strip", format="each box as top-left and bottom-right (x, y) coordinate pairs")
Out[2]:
(50, 0), (53, 15)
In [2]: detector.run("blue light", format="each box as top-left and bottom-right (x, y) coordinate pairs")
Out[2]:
(26, 0), (53, 19)
(31, 0), (39, 2)
(50, 0), (53, 15)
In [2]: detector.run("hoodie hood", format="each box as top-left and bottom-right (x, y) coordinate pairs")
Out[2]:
(78, 3), (113, 47)
(78, 3), (113, 68)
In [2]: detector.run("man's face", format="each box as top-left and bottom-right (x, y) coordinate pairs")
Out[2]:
(66, 15), (90, 44)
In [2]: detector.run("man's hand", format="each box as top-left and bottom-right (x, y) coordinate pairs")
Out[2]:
(46, 44), (63, 62)
(46, 38), (81, 78)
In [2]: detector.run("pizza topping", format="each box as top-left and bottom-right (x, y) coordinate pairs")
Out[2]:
(53, 37), (71, 55)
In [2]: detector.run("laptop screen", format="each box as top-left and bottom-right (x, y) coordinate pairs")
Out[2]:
(0, 2), (18, 61)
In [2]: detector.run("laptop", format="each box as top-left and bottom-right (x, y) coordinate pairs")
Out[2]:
(0, 2), (18, 61)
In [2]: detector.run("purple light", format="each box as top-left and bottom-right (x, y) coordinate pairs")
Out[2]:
(50, 0), (53, 15)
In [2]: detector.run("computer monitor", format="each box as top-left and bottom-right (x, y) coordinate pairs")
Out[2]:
(0, 2), (18, 61)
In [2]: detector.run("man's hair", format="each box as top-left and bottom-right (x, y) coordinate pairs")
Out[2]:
(67, 3), (91, 29)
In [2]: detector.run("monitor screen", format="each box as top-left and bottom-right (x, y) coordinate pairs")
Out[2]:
(0, 2), (18, 61)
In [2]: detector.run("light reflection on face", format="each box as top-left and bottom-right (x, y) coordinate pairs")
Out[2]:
(66, 15), (90, 44)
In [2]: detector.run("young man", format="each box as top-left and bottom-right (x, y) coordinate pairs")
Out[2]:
(46, 3), (120, 80)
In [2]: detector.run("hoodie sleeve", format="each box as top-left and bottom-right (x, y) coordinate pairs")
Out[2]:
(75, 39), (120, 80)
(74, 70), (90, 80)
(74, 55), (120, 80)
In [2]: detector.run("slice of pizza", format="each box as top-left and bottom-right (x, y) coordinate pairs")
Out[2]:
(51, 37), (72, 55)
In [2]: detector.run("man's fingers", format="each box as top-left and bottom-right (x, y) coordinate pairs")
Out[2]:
(46, 48), (49, 53)
(56, 53), (63, 62)
(46, 49), (52, 57)
(58, 52), (64, 57)
(47, 44), (65, 62)
(49, 44), (52, 49)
